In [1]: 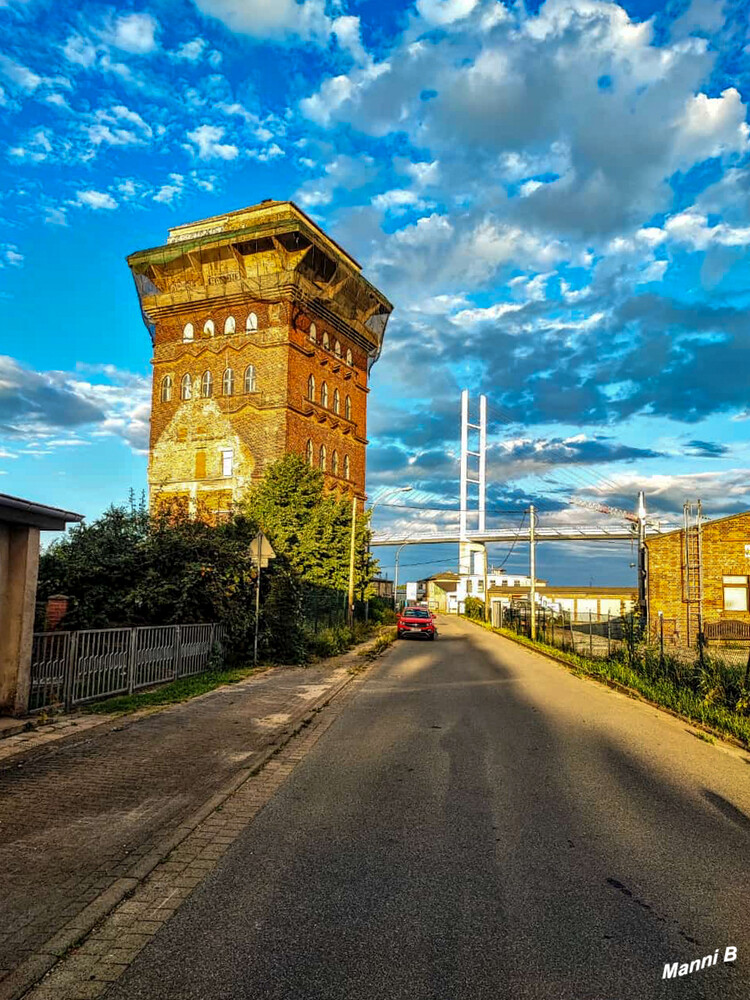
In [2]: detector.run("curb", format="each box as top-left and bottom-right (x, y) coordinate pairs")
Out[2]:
(464, 618), (750, 753)
(0, 661), (364, 1000)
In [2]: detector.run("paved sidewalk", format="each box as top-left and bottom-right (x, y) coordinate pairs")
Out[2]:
(0, 652), (361, 998)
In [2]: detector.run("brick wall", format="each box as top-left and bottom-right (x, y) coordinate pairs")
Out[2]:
(646, 512), (750, 644)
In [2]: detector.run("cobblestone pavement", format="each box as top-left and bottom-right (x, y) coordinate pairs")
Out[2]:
(0, 656), (357, 997)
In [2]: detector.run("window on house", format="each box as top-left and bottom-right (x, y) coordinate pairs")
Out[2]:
(345, 395), (352, 420)
(321, 382), (329, 408)
(308, 374), (315, 400)
(344, 454), (350, 479)
(181, 373), (192, 400)
(333, 388), (340, 415)
(203, 319), (214, 338)
(334, 338), (342, 358)
(306, 439), (313, 466)
(221, 449), (233, 477)
(322, 331), (330, 349)
(723, 576), (749, 611)
(467, 579), (473, 593)
(309, 322), (317, 343)
(183, 322), (194, 343)
(246, 312), (258, 332)
(319, 444), (327, 471)
(160, 376), (173, 402)
(244, 365), (257, 393)
(332, 450), (339, 475)
(346, 348), (352, 366)
(477, 579), (484, 592)
(201, 371), (212, 398)
(195, 450), (206, 479)
(224, 315), (236, 335)
(222, 368), (234, 396)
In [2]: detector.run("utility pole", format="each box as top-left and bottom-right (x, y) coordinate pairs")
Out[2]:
(347, 495), (357, 627)
(393, 542), (407, 610)
(482, 544), (489, 622)
(529, 504), (536, 641)
(637, 489), (648, 634)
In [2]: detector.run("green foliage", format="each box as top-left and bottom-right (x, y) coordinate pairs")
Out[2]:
(464, 596), (485, 620)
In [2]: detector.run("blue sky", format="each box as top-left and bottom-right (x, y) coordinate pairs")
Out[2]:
(1, 0), (749, 587)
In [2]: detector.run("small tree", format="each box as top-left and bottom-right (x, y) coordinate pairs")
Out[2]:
(464, 596), (485, 620)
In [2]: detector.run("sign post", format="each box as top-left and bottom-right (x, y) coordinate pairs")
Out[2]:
(250, 531), (276, 667)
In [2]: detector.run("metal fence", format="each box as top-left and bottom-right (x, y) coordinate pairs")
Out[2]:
(494, 604), (633, 659)
(29, 623), (226, 712)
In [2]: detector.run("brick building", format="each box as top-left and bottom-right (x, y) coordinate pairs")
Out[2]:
(646, 511), (750, 645)
(127, 200), (393, 517)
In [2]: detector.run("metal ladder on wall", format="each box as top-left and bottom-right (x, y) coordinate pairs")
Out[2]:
(682, 501), (703, 647)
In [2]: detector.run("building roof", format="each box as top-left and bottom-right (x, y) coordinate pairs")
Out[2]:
(0, 494), (83, 531)
(488, 584), (636, 596)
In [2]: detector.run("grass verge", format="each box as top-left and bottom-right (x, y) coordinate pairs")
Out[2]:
(463, 616), (750, 748)
(83, 664), (269, 716)
(350, 626), (397, 673)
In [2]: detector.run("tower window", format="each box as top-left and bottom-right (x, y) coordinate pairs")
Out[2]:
(201, 370), (213, 398)
(222, 368), (234, 396)
(307, 374), (315, 400)
(203, 319), (214, 338)
(345, 395), (352, 420)
(309, 322), (317, 343)
(244, 365), (257, 393)
(246, 312), (258, 332)
(183, 322), (194, 343)
(180, 373), (192, 400)
(195, 450), (206, 479)
(322, 330), (330, 350)
(332, 450), (339, 476)
(306, 439), (313, 466)
(160, 375), (173, 402)
(321, 381), (329, 408)
(221, 449), (234, 477)
(224, 315), (236, 335)
(333, 388), (340, 415)
(319, 444), (327, 471)
(346, 347), (352, 366)
(344, 454), (350, 479)
(334, 339), (342, 358)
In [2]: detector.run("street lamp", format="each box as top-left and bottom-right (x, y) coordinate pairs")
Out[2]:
(365, 485), (413, 618)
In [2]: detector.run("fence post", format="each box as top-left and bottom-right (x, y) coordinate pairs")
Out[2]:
(659, 612), (665, 669)
(64, 631), (78, 711)
(697, 612), (705, 670)
(210, 623), (216, 665)
(127, 627), (138, 695)
(607, 613), (611, 658)
(551, 615), (555, 648)
(173, 625), (182, 679)
(589, 612), (593, 658)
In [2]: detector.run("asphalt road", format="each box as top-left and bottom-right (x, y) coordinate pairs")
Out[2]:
(109, 616), (750, 999)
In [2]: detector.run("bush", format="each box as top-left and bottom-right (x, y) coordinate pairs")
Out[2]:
(464, 596), (485, 620)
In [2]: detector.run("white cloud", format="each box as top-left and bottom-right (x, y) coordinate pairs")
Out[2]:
(62, 34), (98, 68)
(0, 244), (23, 268)
(154, 173), (185, 204)
(174, 37), (207, 62)
(186, 124), (238, 160)
(193, 0), (331, 43)
(105, 12), (159, 54)
(75, 190), (118, 210)
(416, 0), (480, 27)
(0, 53), (41, 92)
(8, 128), (54, 163)
(87, 104), (153, 147)
(372, 189), (430, 214)
(664, 209), (750, 250)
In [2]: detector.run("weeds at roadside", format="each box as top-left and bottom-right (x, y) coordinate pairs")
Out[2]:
(694, 731), (717, 744)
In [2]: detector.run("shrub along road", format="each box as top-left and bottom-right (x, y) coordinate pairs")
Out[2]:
(101, 615), (749, 1000)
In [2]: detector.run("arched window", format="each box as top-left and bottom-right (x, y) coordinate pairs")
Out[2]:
(224, 315), (236, 335)
(334, 338), (341, 358)
(201, 370), (212, 398)
(345, 395), (352, 420)
(180, 373), (192, 400)
(182, 322), (194, 343)
(344, 454), (350, 479)
(160, 375), (173, 403)
(244, 365), (257, 393)
(333, 388), (340, 415)
(332, 450), (339, 476)
(203, 319), (214, 338)
(321, 382), (329, 408)
(319, 444), (327, 471)
(222, 368), (234, 396)
(246, 312), (258, 332)
(307, 374), (315, 400)
(309, 322), (317, 343)
(322, 330), (330, 350)
(306, 439), (313, 466)
(346, 348), (352, 366)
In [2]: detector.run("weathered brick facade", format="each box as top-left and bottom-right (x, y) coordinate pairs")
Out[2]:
(127, 201), (392, 517)
(646, 511), (750, 645)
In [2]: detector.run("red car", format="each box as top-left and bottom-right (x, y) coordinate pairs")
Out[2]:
(396, 607), (437, 640)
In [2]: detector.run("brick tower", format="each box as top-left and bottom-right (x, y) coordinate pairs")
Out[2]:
(127, 201), (393, 519)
